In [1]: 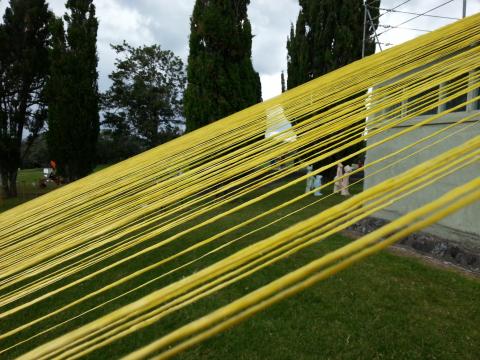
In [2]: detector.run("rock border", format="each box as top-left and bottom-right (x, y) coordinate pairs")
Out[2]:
(347, 217), (480, 273)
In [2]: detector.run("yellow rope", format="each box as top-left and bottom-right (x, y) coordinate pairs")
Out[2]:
(1, 13), (479, 359)
(143, 179), (480, 360)
(17, 135), (480, 360)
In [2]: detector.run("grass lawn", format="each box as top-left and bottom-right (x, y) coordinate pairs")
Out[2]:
(0, 168), (49, 212)
(1, 169), (479, 359)
(0, 165), (111, 212)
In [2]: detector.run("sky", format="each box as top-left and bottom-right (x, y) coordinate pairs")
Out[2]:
(1, 0), (479, 101)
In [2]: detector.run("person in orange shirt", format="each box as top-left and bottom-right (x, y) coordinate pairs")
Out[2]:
(49, 160), (58, 183)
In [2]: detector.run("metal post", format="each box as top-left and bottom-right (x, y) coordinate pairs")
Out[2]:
(366, 7), (382, 52)
(462, 0), (467, 18)
(362, 1), (367, 58)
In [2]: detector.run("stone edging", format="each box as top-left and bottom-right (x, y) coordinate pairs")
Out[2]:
(347, 217), (480, 273)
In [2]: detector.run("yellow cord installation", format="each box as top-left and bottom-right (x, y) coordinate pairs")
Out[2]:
(1, 13), (479, 359)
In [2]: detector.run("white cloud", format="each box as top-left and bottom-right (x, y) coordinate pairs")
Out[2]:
(261, 73), (284, 101)
(249, 0), (299, 76)
(95, 0), (157, 90)
(97, 1), (155, 46)
(248, 0), (300, 100)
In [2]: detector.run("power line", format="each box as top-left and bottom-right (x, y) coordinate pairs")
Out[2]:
(378, 24), (431, 33)
(373, 0), (412, 22)
(377, 0), (456, 37)
(377, 41), (395, 46)
(365, 0), (412, 54)
(373, 7), (460, 21)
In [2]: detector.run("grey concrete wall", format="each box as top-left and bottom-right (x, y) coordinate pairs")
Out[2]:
(364, 111), (480, 251)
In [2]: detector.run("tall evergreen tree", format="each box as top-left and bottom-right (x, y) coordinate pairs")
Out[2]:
(184, 0), (262, 132)
(286, 0), (380, 179)
(287, 0), (380, 88)
(286, 11), (310, 90)
(0, 0), (51, 197)
(281, 70), (286, 93)
(47, 0), (99, 181)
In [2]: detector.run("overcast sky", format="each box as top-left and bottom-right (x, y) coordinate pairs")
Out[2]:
(1, 0), (479, 100)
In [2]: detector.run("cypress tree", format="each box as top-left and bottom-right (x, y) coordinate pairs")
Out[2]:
(286, 8), (310, 89)
(47, 0), (99, 181)
(281, 70), (286, 93)
(47, 16), (68, 178)
(287, 0), (379, 88)
(286, 0), (380, 179)
(184, 0), (262, 132)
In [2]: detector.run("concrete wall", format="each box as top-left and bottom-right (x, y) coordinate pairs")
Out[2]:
(364, 108), (480, 251)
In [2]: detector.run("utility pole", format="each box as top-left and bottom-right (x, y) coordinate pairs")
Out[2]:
(362, 0), (367, 58)
(462, 0), (467, 18)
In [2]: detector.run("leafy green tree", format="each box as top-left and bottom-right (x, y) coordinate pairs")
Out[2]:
(103, 42), (186, 149)
(96, 129), (146, 165)
(286, 0), (380, 179)
(47, 0), (99, 182)
(184, 0), (262, 132)
(0, 0), (51, 197)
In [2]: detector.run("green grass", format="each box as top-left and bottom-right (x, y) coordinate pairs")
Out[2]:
(0, 168), (48, 212)
(0, 165), (112, 212)
(1, 170), (479, 359)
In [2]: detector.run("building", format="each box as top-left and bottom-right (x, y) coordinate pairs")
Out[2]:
(364, 64), (480, 251)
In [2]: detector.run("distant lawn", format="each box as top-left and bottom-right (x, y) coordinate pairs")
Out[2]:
(0, 168), (47, 212)
(0, 165), (112, 213)
(1, 171), (479, 359)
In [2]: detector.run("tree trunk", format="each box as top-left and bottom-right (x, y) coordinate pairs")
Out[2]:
(8, 170), (18, 197)
(1, 171), (8, 198)
(0, 168), (18, 198)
